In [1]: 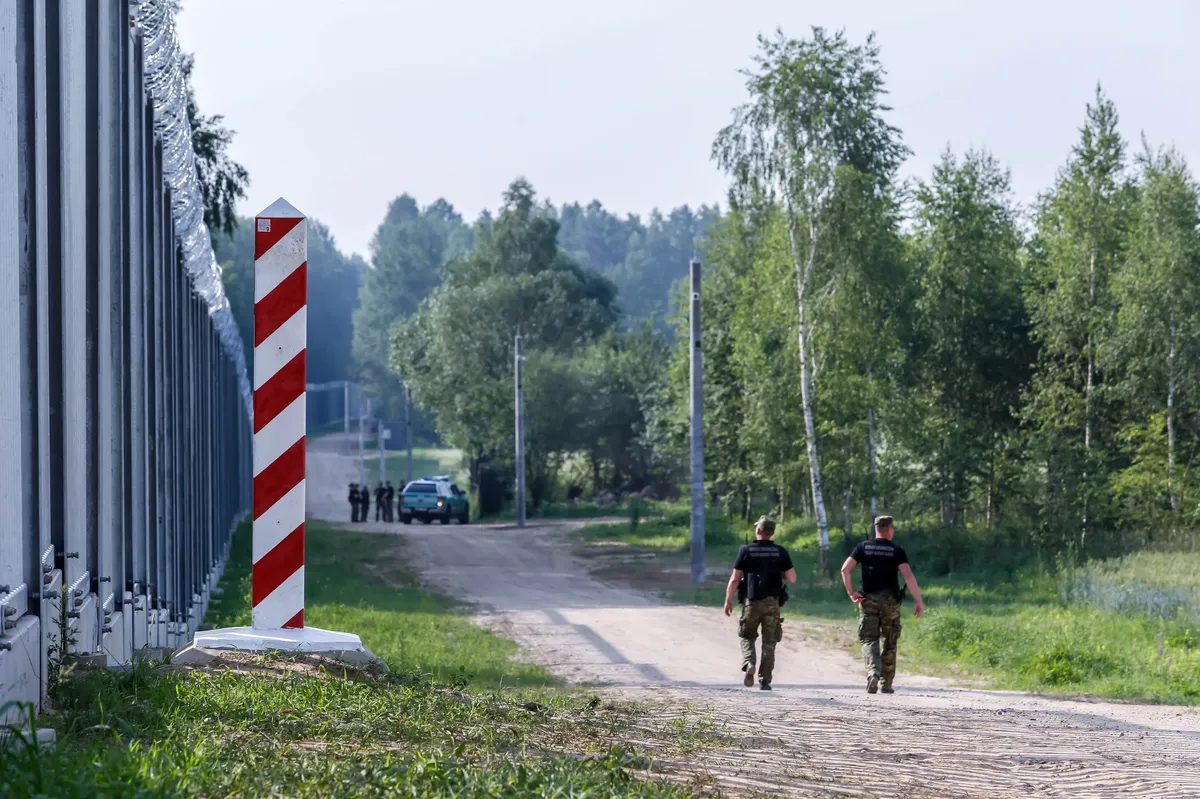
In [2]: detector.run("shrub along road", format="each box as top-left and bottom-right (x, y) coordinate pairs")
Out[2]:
(308, 433), (1200, 798)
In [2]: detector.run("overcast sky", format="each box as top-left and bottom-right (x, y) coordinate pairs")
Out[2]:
(176, 0), (1199, 260)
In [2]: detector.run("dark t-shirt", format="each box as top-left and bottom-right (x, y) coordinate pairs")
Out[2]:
(733, 541), (794, 601)
(851, 538), (908, 597)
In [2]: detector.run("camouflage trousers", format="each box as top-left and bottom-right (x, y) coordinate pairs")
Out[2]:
(739, 598), (783, 683)
(858, 592), (902, 685)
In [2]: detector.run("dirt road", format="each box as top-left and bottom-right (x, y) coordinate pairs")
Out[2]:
(308, 434), (1200, 798)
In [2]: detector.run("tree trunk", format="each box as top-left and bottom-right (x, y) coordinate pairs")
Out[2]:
(590, 450), (602, 496)
(1168, 309), (1178, 511)
(867, 359), (879, 520)
(986, 433), (996, 529)
(844, 488), (853, 547)
(1085, 250), (1097, 451)
(790, 217), (831, 576)
(951, 405), (964, 526)
(1082, 250), (1096, 552)
(940, 437), (951, 527)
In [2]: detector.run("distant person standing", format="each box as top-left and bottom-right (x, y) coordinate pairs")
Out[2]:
(358, 483), (370, 523)
(841, 515), (925, 694)
(348, 483), (360, 522)
(384, 482), (395, 522)
(374, 482), (386, 522)
(723, 515), (797, 691)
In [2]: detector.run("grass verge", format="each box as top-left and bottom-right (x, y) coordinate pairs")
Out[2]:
(359, 448), (468, 491)
(578, 503), (1200, 705)
(206, 520), (549, 687)
(3, 521), (705, 798)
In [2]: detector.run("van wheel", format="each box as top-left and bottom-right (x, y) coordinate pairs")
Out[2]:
(400, 514), (412, 525)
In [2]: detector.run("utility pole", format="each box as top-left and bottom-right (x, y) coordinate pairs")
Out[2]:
(378, 418), (386, 484)
(515, 332), (526, 528)
(343, 381), (350, 453)
(358, 397), (368, 486)
(405, 384), (413, 484)
(689, 260), (705, 584)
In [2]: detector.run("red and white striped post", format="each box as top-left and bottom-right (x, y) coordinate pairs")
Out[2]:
(252, 198), (308, 629)
(190, 197), (362, 656)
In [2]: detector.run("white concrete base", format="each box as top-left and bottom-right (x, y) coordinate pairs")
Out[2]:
(193, 626), (364, 653)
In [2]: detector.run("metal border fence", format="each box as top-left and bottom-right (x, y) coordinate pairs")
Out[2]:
(0, 0), (252, 720)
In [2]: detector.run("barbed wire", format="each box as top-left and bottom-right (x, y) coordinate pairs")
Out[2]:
(133, 0), (253, 418)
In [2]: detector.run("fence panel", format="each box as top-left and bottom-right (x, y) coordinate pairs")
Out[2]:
(0, 0), (253, 722)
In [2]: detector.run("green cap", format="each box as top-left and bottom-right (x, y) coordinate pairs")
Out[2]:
(755, 514), (777, 532)
(874, 515), (894, 528)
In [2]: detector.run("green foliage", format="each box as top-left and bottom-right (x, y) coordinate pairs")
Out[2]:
(353, 195), (472, 425)
(553, 200), (722, 328)
(900, 148), (1031, 526)
(180, 52), (249, 238)
(1023, 85), (1136, 555)
(390, 180), (678, 512)
(710, 26), (912, 569)
(215, 217), (363, 386)
(364, 448), (468, 494)
(667, 37), (1200, 575)
(908, 601), (1200, 702)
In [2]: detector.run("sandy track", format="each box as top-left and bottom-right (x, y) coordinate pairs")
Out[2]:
(307, 433), (1200, 798)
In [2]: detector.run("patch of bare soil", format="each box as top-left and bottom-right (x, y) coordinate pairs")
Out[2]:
(169, 650), (389, 683)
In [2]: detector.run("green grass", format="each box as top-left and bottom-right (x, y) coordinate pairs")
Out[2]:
(360, 448), (468, 492)
(580, 503), (1200, 704)
(6, 521), (700, 798)
(206, 520), (549, 687)
(479, 500), (631, 523)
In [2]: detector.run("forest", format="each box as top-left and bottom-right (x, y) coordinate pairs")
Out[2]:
(211, 27), (1199, 571)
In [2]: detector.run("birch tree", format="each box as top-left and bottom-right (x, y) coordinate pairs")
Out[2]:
(712, 27), (906, 574)
(820, 166), (906, 529)
(1026, 86), (1133, 551)
(1110, 142), (1200, 524)
(908, 149), (1030, 527)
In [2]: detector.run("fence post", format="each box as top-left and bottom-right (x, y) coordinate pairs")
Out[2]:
(126, 17), (148, 656)
(97, 0), (127, 664)
(32, 0), (65, 703)
(0, 0), (43, 720)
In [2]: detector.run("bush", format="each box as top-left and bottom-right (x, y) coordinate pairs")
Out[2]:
(1023, 643), (1119, 686)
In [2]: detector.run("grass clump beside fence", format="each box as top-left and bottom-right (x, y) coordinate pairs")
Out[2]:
(580, 503), (1200, 705)
(207, 521), (549, 687)
(2, 521), (699, 798)
(0, 667), (690, 798)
